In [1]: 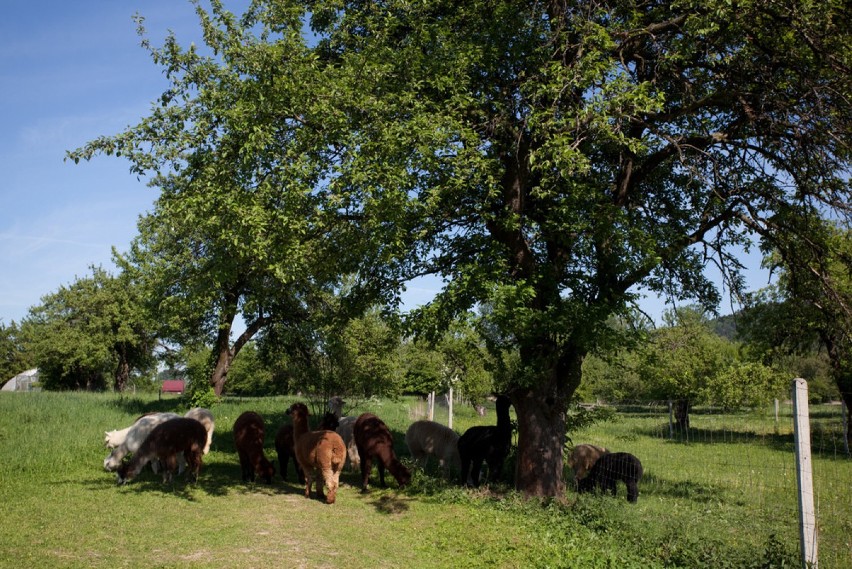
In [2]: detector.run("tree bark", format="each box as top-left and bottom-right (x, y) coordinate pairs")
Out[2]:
(512, 384), (569, 497)
(511, 348), (583, 497)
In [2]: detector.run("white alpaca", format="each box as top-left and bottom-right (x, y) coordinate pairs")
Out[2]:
(184, 407), (215, 454)
(104, 425), (133, 449)
(405, 420), (460, 474)
(335, 416), (360, 473)
(103, 413), (181, 471)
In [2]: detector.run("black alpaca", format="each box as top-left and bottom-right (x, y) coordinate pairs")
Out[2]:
(578, 452), (644, 503)
(457, 395), (512, 486)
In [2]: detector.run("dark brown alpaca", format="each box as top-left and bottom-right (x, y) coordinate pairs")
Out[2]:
(354, 412), (411, 492)
(233, 411), (275, 484)
(457, 395), (512, 486)
(286, 403), (346, 504)
(115, 418), (206, 485)
(275, 412), (339, 484)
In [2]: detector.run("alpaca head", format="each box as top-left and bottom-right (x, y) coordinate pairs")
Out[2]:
(495, 395), (512, 415)
(286, 402), (309, 419)
(328, 396), (346, 418)
(318, 412), (339, 431)
(390, 460), (412, 488)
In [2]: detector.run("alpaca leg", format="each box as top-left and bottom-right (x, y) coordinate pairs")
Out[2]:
(470, 459), (484, 487)
(460, 457), (471, 486)
(304, 471), (313, 499)
(322, 468), (337, 504)
(162, 454), (178, 483)
(377, 462), (387, 487)
(185, 448), (202, 483)
(360, 456), (372, 492)
(626, 481), (639, 503)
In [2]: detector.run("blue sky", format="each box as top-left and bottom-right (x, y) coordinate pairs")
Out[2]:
(0, 1), (771, 328)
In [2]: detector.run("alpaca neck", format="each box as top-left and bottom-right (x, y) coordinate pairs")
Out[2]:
(292, 414), (309, 438)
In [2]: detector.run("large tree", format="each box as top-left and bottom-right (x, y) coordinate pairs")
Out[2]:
(70, 0), (850, 496)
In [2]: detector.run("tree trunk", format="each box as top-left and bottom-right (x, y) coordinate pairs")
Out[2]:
(114, 345), (130, 392)
(210, 344), (233, 397)
(512, 384), (569, 497)
(674, 398), (691, 432)
(511, 348), (583, 498)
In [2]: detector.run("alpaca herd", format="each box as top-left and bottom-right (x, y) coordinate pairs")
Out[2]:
(102, 396), (643, 504)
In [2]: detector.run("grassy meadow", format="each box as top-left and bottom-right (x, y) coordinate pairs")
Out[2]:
(0, 392), (849, 568)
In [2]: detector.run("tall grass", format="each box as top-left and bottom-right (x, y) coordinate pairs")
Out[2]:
(0, 392), (848, 568)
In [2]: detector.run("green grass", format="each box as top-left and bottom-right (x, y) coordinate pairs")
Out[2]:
(0, 392), (848, 568)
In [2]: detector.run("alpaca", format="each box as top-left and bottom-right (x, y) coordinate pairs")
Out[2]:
(336, 415), (361, 473)
(457, 395), (512, 486)
(354, 412), (411, 491)
(567, 444), (609, 487)
(286, 402), (346, 504)
(104, 424), (132, 449)
(233, 411), (275, 484)
(328, 396), (346, 420)
(276, 412), (339, 484)
(184, 407), (215, 454)
(115, 418), (207, 485)
(578, 452), (644, 503)
(104, 412), (181, 471)
(405, 420), (460, 475)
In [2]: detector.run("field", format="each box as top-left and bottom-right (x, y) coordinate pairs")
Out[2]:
(0, 392), (849, 568)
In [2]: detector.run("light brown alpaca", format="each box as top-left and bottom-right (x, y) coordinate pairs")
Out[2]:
(115, 418), (206, 485)
(567, 444), (609, 486)
(286, 402), (346, 504)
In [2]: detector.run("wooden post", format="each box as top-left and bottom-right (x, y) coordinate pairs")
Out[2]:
(775, 398), (780, 434)
(792, 378), (818, 568)
(448, 387), (454, 430)
(428, 391), (435, 421)
(668, 400), (674, 440)
(843, 401), (850, 458)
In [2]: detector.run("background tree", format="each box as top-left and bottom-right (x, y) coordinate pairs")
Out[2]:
(640, 308), (733, 429)
(0, 320), (34, 383)
(741, 223), (852, 447)
(22, 267), (156, 391)
(69, 0), (851, 496)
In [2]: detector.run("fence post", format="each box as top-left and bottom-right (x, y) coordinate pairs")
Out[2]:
(428, 391), (435, 421)
(843, 401), (850, 458)
(448, 387), (454, 429)
(792, 378), (818, 569)
(668, 400), (674, 440)
(774, 398), (779, 433)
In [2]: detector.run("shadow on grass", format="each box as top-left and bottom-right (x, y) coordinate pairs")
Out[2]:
(636, 472), (722, 503)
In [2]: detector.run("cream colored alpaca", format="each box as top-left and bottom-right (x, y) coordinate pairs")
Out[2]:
(286, 402), (346, 504)
(405, 420), (460, 474)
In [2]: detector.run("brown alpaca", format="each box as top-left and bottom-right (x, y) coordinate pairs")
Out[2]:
(115, 418), (206, 485)
(354, 413), (411, 491)
(275, 412), (339, 484)
(233, 411), (275, 484)
(286, 402), (346, 504)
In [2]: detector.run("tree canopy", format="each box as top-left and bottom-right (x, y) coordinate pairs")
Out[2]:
(69, 0), (851, 496)
(22, 267), (156, 391)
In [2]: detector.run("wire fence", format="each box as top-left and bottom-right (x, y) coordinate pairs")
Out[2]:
(592, 394), (851, 568)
